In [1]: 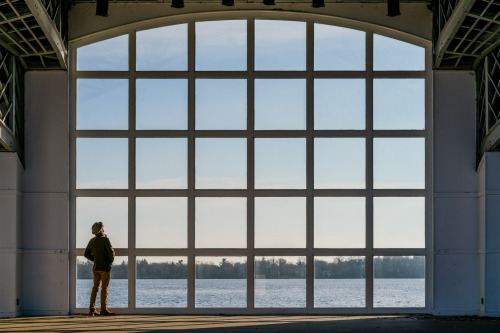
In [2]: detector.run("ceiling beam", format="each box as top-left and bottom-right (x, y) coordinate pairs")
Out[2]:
(0, 119), (17, 152)
(474, 38), (500, 68)
(0, 13), (34, 26)
(434, 0), (475, 68)
(24, 0), (67, 69)
(480, 115), (500, 155)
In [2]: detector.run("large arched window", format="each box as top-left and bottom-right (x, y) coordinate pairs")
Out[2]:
(70, 13), (431, 314)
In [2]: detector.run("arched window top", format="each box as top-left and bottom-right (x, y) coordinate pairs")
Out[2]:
(77, 34), (129, 71)
(75, 18), (427, 72)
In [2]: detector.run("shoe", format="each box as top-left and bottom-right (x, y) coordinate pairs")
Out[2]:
(89, 310), (100, 316)
(100, 309), (115, 315)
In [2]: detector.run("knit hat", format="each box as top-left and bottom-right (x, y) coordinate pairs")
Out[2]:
(92, 222), (104, 235)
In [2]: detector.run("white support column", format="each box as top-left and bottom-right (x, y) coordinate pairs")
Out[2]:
(0, 152), (23, 318)
(478, 152), (500, 317)
(23, 71), (69, 316)
(433, 71), (479, 316)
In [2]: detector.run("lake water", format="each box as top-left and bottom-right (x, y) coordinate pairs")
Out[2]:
(77, 278), (424, 309)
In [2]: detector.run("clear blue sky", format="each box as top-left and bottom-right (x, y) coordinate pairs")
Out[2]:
(76, 20), (426, 251)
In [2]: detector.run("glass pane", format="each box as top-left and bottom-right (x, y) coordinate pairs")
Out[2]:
(76, 256), (93, 307)
(374, 197), (425, 248)
(314, 197), (365, 248)
(255, 79), (306, 130)
(77, 138), (128, 189)
(195, 198), (246, 248)
(77, 79), (128, 130)
(196, 20), (247, 71)
(255, 256), (306, 307)
(255, 138), (306, 189)
(195, 257), (246, 308)
(136, 79), (187, 130)
(196, 79), (247, 130)
(314, 79), (365, 130)
(374, 256), (425, 307)
(314, 257), (365, 307)
(136, 256), (187, 308)
(195, 138), (247, 189)
(373, 138), (425, 189)
(77, 35), (128, 71)
(136, 24), (187, 71)
(314, 24), (365, 71)
(314, 138), (365, 189)
(374, 34), (425, 71)
(77, 256), (128, 308)
(76, 197), (128, 248)
(136, 198), (187, 248)
(136, 138), (187, 189)
(255, 197), (306, 248)
(255, 20), (306, 70)
(374, 79), (425, 130)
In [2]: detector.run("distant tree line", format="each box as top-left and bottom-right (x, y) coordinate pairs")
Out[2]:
(374, 256), (425, 278)
(77, 256), (424, 279)
(77, 260), (128, 279)
(314, 257), (364, 279)
(255, 257), (306, 279)
(137, 259), (187, 279)
(196, 258), (246, 279)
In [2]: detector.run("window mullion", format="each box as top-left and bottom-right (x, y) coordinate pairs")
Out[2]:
(365, 30), (375, 311)
(187, 19), (196, 311)
(247, 17), (256, 310)
(128, 30), (137, 312)
(306, 20), (315, 310)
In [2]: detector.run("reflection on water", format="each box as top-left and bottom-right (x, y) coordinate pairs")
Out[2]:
(374, 278), (425, 308)
(77, 278), (425, 308)
(77, 279), (128, 308)
(196, 279), (246, 308)
(314, 279), (365, 307)
(137, 279), (187, 308)
(255, 279), (306, 308)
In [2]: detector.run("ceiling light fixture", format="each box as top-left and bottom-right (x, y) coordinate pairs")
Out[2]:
(312, 0), (325, 8)
(387, 0), (401, 16)
(95, 0), (108, 16)
(172, 0), (184, 8)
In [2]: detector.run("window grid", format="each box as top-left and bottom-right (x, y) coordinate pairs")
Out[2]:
(70, 15), (431, 314)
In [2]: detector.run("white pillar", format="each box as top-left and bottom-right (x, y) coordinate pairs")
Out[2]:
(23, 71), (69, 315)
(0, 152), (23, 318)
(433, 71), (479, 315)
(478, 152), (500, 317)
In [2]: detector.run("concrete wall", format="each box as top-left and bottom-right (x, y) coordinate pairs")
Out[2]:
(433, 71), (479, 315)
(478, 153), (500, 317)
(23, 71), (69, 315)
(0, 152), (23, 318)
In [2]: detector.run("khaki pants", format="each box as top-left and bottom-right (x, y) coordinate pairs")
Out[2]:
(89, 271), (111, 311)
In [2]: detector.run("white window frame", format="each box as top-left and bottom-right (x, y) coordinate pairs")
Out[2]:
(69, 11), (433, 315)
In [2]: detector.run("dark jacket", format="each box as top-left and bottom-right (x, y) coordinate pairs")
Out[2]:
(84, 233), (115, 272)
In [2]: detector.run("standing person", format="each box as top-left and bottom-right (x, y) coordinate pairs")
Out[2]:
(84, 221), (116, 316)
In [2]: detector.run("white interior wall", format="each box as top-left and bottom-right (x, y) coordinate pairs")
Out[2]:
(433, 71), (479, 315)
(0, 152), (23, 318)
(478, 152), (500, 317)
(23, 71), (69, 316)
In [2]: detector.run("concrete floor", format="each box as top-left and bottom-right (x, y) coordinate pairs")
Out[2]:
(1, 315), (500, 332)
